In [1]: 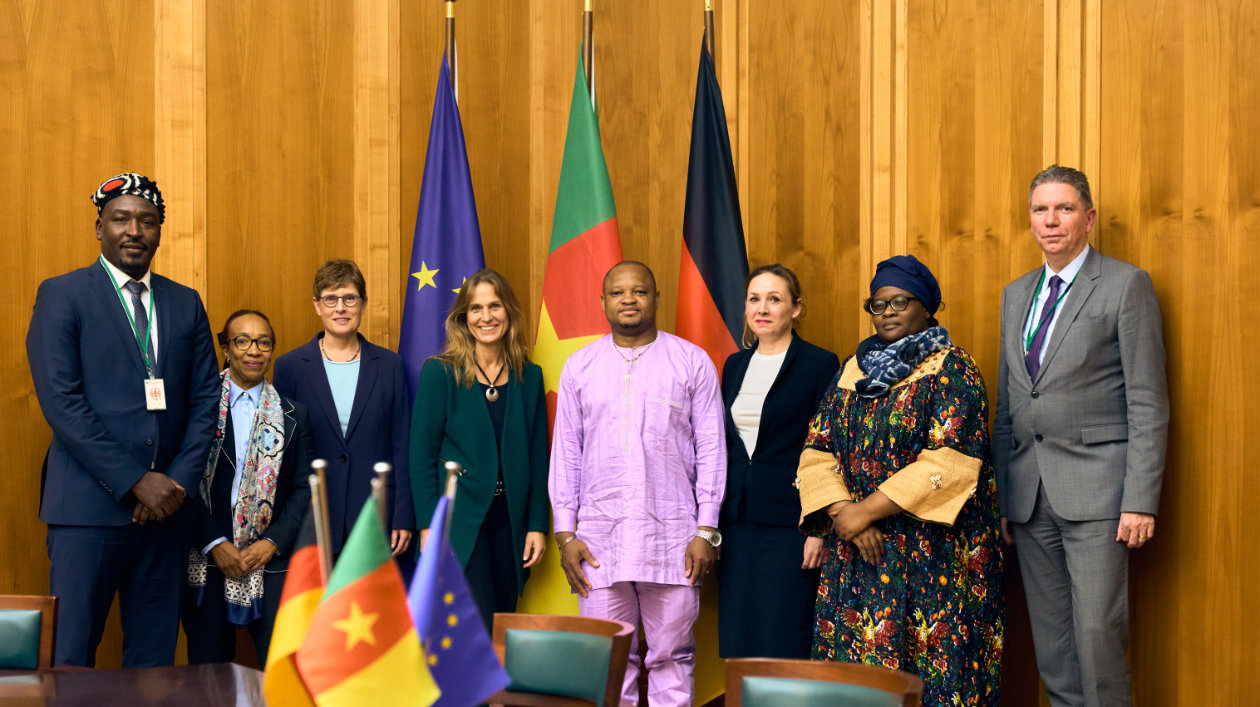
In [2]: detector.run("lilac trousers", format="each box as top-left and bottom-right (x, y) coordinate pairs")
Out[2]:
(579, 581), (701, 707)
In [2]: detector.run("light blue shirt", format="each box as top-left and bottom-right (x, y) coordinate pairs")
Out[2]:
(203, 379), (261, 555)
(1022, 244), (1091, 365)
(323, 358), (361, 436)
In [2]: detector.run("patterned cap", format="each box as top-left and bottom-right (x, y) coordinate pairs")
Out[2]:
(91, 172), (165, 224)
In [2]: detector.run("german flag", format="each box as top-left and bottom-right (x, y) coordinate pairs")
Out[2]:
(296, 500), (438, 706)
(263, 510), (322, 707)
(676, 42), (749, 377)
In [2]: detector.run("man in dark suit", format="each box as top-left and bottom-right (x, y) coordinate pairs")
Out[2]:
(26, 173), (220, 667)
(994, 165), (1169, 706)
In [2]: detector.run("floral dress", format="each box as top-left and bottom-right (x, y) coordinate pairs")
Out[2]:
(800, 346), (1004, 706)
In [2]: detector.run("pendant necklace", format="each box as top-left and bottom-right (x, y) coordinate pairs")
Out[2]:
(612, 336), (657, 451)
(475, 358), (505, 402)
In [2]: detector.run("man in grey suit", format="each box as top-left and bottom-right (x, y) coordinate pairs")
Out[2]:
(994, 165), (1169, 707)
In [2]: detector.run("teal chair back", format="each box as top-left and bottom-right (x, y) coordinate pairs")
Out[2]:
(503, 628), (612, 705)
(741, 676), (903, 707)
(0, 596), (57, 670)
(487, 613), (636, 707)
(725, 658), (924, 707)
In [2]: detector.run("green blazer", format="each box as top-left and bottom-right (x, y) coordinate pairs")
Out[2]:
(410, 357), (549, 592)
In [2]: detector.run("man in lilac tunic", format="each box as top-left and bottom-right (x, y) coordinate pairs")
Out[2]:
(550, 261), (726, 707)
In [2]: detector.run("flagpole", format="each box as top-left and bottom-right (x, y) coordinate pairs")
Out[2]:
(704, 0), (715, 69)
(582, 0), (594, 109)
(373, 462), (392, 534)
(309, 459), (334, 583)
(445, 0), (457, 100)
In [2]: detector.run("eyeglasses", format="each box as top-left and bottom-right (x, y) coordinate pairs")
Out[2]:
(318, 294), (361, 308)
(231, 335), (275, 352)
(865, 295), (920, 315)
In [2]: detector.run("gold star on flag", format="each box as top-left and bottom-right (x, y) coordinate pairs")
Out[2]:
(533, 303), (602, 393)
(332, 601), (379, 651)
(452, 277), (467, 294)
(412, 262), (439, 291)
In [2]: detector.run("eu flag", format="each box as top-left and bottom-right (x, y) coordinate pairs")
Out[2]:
(407, 494), (510, 706)
(399, 55), (485, 398)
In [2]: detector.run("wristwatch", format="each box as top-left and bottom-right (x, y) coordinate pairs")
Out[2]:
(695, 528), (722, 548)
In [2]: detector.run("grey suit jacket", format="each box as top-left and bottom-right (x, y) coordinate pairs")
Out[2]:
(993, 248), (1169, 523)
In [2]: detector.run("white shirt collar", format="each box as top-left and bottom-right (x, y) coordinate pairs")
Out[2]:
(1043, 244), (1091, 285)
(99, 255), (152, 291)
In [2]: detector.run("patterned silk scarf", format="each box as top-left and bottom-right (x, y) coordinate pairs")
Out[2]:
(854, 326), (953, 398)
(187, 371), (286, 625)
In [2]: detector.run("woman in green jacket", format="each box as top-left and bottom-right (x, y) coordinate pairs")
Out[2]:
(410, 268), (549, 629)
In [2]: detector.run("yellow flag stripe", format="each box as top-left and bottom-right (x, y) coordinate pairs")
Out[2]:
(266, 585), (323, 670)
(313, 631), (439, 707)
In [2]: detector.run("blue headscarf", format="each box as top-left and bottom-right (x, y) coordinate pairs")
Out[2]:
(869, 254), (941, 314)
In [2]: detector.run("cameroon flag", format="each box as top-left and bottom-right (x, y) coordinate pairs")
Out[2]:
(264, 510), (322, 707)
(533, 45), (624, 429)
(296, 501), (439, 706)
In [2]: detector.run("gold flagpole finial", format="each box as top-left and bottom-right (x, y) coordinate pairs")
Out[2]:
(585, 0), (592, 11)
(446, 0), (454, 19)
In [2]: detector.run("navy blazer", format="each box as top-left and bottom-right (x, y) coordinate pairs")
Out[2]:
(272, 334), (416, 552)
(194, 395), (314, 570)
(27, 262), (220, 526)
(720, 332), (839, 528)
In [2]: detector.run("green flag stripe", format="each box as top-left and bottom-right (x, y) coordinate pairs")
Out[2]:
(323, 499), (392, 597)
(549, 45), (617, 253)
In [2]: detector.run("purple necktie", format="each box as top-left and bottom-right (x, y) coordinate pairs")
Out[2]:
(1024, 275), (1064, 380)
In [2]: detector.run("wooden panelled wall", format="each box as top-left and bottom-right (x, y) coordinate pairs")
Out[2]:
(1, 0), (1256, 702)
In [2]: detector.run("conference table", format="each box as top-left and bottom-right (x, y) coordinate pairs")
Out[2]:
(0, 663), (263, 705)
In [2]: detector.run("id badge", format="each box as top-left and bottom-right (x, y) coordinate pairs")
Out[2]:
(144, 378), (167, 410)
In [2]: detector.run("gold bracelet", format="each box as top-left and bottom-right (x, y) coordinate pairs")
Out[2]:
(557, 535), (578, 551)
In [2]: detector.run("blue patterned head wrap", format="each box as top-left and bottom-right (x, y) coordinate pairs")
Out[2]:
(869, 254), (941, 314)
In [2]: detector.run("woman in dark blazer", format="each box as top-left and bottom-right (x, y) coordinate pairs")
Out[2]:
(182, 310), (313, 666)
(272, 259), (415, 556)
(718, 264), (840, 658)
(410, 269), (549, 630)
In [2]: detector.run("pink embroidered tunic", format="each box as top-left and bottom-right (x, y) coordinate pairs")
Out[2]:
(549, 332), (726, 589)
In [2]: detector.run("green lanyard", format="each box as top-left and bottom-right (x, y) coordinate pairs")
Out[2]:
(100, 256), (156, 375)
(1022, 268), (1072, 352)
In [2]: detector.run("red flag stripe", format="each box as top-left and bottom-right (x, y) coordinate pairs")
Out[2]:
(540, 217), (622, 339)
(678, 243), (740, 377)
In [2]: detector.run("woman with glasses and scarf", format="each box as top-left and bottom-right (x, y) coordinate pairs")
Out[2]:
(273, 259), (415, 557)
(182, 310), (313, 665)
(796, 255), (1004, 705)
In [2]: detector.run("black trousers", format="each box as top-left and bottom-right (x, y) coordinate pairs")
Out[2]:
(181, 565), (286, 666)
(464, 494), (519, 631)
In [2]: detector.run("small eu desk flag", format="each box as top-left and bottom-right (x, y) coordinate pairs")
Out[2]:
(408, 493), (511, 706)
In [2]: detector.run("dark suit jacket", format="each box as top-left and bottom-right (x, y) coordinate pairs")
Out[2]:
(194, 395), (314, 570)
(272, 334), (416, 552)
(720, 332), (840, 527)
(410, 358), (549, 590)
(26, 261), (220, 526)
(993, 248), (1170, 523)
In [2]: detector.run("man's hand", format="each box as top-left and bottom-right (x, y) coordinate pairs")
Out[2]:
(557, 532), (599, 598)
(684, 533), (717, 587)
(1000, 517), (1015, 546)
(522, 531), (546, 568)
(209, 542), (251, 578)
(131, 473), (185, 522)
(239, 538), (278, 572)
(850, 526), (886, 565)
(802, 536), (825, 570)
(391, 529), (414, 557)
(1116, 512), (1156, 549)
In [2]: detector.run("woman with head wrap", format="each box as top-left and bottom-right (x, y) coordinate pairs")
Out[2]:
(796, 255), (1004, 705)
(410, 269), (549, 631)
(182, 310), (313, 665)
(717, 264), (839, 658)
